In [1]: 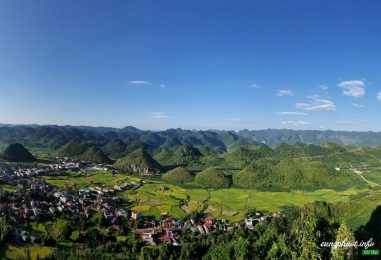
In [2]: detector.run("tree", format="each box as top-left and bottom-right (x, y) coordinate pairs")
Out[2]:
(233, 239), (250, 260)
(331, 222), (356, 260)
(60, 224), (72, 241)
(0, 216), (10, 246)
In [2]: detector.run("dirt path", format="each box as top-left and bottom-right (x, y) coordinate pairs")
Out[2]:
(352, 169), (381, 187)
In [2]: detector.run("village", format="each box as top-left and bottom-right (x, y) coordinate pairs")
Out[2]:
(0, 158), (283, 248)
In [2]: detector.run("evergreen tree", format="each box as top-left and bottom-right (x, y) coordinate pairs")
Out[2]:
(331, 222), (356, 260)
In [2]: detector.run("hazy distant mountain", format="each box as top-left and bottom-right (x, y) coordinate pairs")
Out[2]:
(238, 129), (381, 147)
(1, 125), (381, 152)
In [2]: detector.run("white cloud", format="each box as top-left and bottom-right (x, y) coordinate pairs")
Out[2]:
(225, 117), (242, 122)
(320, 85), (328, 90)
(338, 80), (365, 98)
(250, 84), (261, 89)
(296, 98), (336, 112)
(281, 121), (309, 126)
(276, 112), (307, 116)
(129, 80), (151, 85)
(336, 120), (368, 125)
(307, 94), (321, 99)
(377, 91), (381, 101)
(149, 112), (171, 119)
(352, 103), (364, 108)
(276, 90), (294, 96)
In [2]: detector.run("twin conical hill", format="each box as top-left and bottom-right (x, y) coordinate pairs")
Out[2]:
(113, 148), (161, 175)
(57, 141), (112, 164)
(162, 166), (194, 184)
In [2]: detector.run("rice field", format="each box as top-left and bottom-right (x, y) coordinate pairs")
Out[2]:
(41, 169), (381, 228)
(2, 244), (53, 260)
(0, 183), (17, 192)
(42, 170), (139, 189)
(123, 179), (378, 225)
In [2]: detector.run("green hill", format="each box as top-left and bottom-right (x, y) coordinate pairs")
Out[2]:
(154, 144), (203, 167)
(162, 166), (194, 184)
(195, 167), (231, 189)
(113, 148), (161, 175)
(76, 146), (112, 164)
(102, 138), (147, 159)
(233, 158), (356, 189)
(102, 139), (128, 158)
(57, 141), (111, 164)
(1, 143), (36, 162)
(223, 146), (275, 168)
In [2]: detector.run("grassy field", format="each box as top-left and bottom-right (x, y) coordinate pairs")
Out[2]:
(40, 168), (381, 229)
(0, 183), (17, 192)
(122, 178), (380, 226)
(2, 244), (53, 260)
(42, 170), (139, 189)
(28, 147), (55, 160)
(22, 219), (68, 239)
(362, 169), (381, 184)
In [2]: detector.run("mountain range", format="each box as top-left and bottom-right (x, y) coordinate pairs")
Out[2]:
(1, 125), (381, 151)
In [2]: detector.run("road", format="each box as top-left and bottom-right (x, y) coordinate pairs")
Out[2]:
(352, 168), (381, 187)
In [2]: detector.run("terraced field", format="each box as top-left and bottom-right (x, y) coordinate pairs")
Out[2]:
(122, 179), (380, 226)
(2, 244), (53, 259)
(40, 169), (381, 229)
(42, 170), (139, 189)
(0, 183), (16, 192)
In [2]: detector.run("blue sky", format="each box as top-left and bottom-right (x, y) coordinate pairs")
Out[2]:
(1, 0), (381, 130)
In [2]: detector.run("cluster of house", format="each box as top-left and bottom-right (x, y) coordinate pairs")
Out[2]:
(0, 161), (143, 243)
(84, 181), (137, 196)
(54, 157), (111, 172)
(0, 157), (111, 180)
(134, 210), (284, 246)
(0, 161), (12, 174)
(135, 215), (185, 246)
(1, 160), (285, 248)
(0, 178), (55, 223)
(244, 211), (283, 230)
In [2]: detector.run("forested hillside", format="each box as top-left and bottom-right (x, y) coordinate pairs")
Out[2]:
(3, 125), (381, 152)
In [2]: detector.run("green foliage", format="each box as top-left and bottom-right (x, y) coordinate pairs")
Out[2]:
(204, 239), (249, 260)
(113, 148), (162, 174)
(102, 139), (128, 158)
(102, 138), (146, 159)
(57, 141), (112, 163)
(162, 167), (194, 184)
(5, 125), (381, 153)
(223, 146), (275, 168)
(331, 222), (356, 260)
(1, 143), (36, 162)
(233, 158), (356, 189)
(0, 216), (10, 246)
(77, 147), (112, 164)
(195, 167), (231, 189)
(274, 142), (305, 158)
(154, 144), (203, 168)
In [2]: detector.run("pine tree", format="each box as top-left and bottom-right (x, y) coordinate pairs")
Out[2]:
(331, 222), (356, 260)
